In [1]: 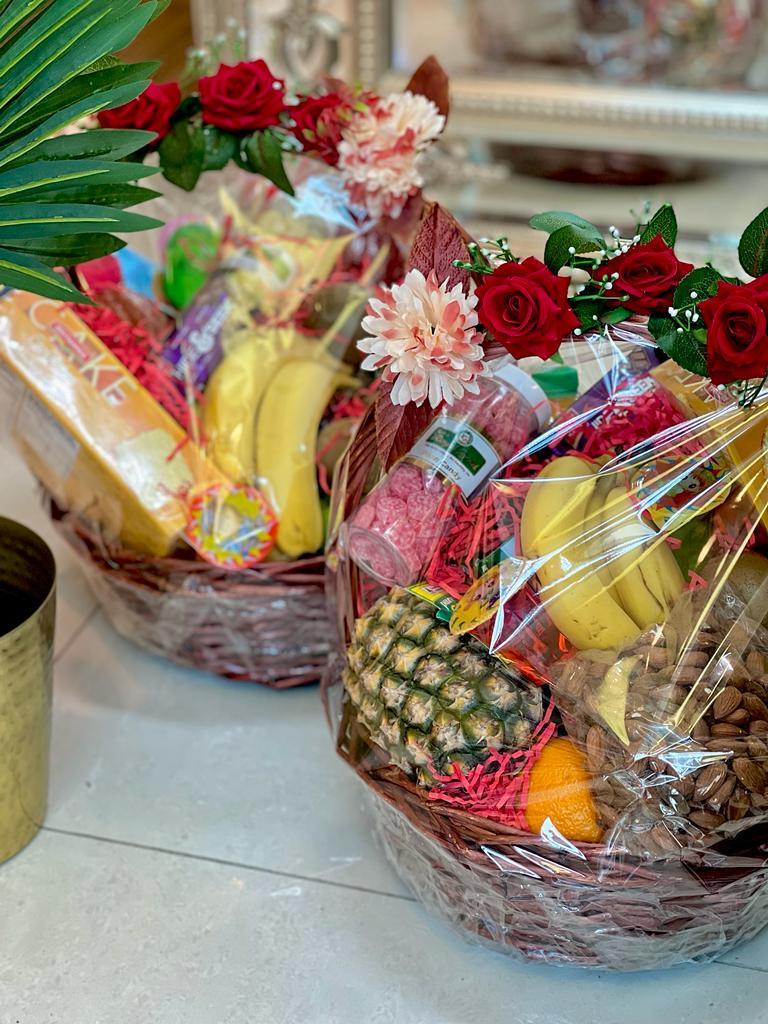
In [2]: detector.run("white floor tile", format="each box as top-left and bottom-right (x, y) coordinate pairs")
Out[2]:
(48, 610), (406, 896)
(0, 828), (766, 1024)
(0, 444), (98, 654)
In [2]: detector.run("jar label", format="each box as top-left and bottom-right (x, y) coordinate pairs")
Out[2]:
(409, 417), (500, 497)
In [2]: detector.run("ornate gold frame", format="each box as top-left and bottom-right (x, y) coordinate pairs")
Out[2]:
(349, 0), (768, 164)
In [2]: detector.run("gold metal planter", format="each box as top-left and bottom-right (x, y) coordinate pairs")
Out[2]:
(0, 517), (55, 864)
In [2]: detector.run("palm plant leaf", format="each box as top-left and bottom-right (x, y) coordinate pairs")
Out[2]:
(0, 0), (166, 301)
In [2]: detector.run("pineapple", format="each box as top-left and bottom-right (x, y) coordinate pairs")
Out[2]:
(344, 588), (542, 785)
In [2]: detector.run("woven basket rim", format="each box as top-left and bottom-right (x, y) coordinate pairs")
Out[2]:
(47, 497), (326, 593)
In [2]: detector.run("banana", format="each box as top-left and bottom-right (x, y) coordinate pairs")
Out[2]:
(600, 486), (684, 630)
(203, 338), (269, 482)
(520, 457), (641, 651)
(254, 356), (342, 558)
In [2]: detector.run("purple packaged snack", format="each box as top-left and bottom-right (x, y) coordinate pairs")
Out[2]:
(162, 282), (232, 390)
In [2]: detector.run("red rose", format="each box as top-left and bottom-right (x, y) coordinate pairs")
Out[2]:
(98, 81), (180, 143)
(199, 60), (285, 132)
(475, 257), (579, 360)
(290, 93), (349, 165)
(599, 236), (693, 316)
(700, 277), (768, 385)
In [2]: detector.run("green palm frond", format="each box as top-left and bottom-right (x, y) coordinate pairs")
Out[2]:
(0, 0), (166, 302)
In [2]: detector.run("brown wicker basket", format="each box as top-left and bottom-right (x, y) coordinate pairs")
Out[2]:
(51, 501), (328, 687)
(323, 402), (768, 970)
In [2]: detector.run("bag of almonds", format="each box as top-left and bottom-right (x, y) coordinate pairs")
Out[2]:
(551, 589), (768, 859)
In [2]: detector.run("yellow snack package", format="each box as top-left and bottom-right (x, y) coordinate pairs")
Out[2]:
(0, 291), (224, 556)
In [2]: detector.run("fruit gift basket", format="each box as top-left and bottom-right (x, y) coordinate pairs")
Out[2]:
(0, 50), (450, 686)
(324, 201), (768, 968)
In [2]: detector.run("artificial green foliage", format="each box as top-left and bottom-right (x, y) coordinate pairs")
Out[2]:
(739, 206), (768, 279)
(236, 130), (295, 196)
(0, 0), (166, 301)
(639, 203), (677, 246)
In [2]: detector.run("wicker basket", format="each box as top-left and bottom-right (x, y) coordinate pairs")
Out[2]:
(52, 501), (328, 687)
(323, 405), (768, 971)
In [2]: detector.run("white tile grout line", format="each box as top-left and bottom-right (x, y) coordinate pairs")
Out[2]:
(53, 602), (101, 665)
(40, 824), (416, 904)
(30, 827), (768, 976)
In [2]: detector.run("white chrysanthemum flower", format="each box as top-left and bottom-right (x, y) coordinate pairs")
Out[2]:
(338, 91), (445, 220)
(358, 268), (487, 408)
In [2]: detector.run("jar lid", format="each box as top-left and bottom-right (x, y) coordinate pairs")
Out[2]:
(490, 360), (551, 431)
(532, 364), (579, 398)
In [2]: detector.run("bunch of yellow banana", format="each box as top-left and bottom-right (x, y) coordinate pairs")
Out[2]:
(520, 456), (684, 650)
(203, 334), (354, 559)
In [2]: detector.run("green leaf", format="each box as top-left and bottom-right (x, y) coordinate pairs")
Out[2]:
(529, 211), (604, 242)
(601, 306), (633, 325)
(1, 233), (127, 265)
(673, 266), (724, 309)
(544, 224), (602, 272)
(0, 2), (153, 134)
(158, 119), (206, 191)
(739, 207), (768, 278)
(237, 130), (294, 196)
(0, 246), (86, 302)
(574, 299), (601, 332)
(202, 126), (237, 172)
(26, 182), (161, 208)
(6, 129), (155, 166)
(13, 61), (159, 137)
(639, 203), (677, 246)
(649, 315), (708, 377)
(0, 202), (162, 240)
(0, 158), (157, 201)
(0, 78), (155, 169)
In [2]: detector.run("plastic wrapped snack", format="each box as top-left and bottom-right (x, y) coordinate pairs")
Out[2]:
(324, 201), (768, 969)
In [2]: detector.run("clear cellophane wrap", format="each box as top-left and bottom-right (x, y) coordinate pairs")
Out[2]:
(323, 322), (768, 968)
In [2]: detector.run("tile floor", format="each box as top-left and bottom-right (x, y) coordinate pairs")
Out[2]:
(1, 443), (768, 1024)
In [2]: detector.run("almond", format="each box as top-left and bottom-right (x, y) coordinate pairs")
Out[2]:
(692, 720), (710, 742)
(743, 693), (768, 722)
(725, 708), (751, 726)
(747, 737), (768, 760)
(707, 775), (737, 811)
(733, 757), (768, 794)
(749, 720), (768, 736)
(585, 726), (605, 772)
(713, 686), (742, 721)
(694, 763), (728, 802)
(746, 650), (766, 676)
(689, 809), (725, 830)
(638, 645), (669, 669)
(711, 723), (746, 738)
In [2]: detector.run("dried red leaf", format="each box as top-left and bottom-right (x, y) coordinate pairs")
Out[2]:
(406, 201), (474, 292)
(406, 56), (450, 121)
(374, 380), (436, 469)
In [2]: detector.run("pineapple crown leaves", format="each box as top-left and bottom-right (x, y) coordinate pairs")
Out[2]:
(0, 0), (167, 302)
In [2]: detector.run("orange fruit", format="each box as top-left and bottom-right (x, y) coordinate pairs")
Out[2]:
(524, 738), (603, 844)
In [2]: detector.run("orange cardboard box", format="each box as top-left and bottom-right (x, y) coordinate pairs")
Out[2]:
(0, 291), (224, 556)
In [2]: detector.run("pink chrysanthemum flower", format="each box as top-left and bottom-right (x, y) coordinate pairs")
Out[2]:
(358, 269), (487, 408)
(338, 91), (444, 220)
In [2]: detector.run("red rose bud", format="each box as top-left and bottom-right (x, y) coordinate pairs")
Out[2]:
(199, 60), (285, 133)
(475, 257), (580, 360)
(289, 93), (349, 165)
(700, 277), (768, 386)
(599, 236), (693, 317)
(98, 81), (181, 143)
